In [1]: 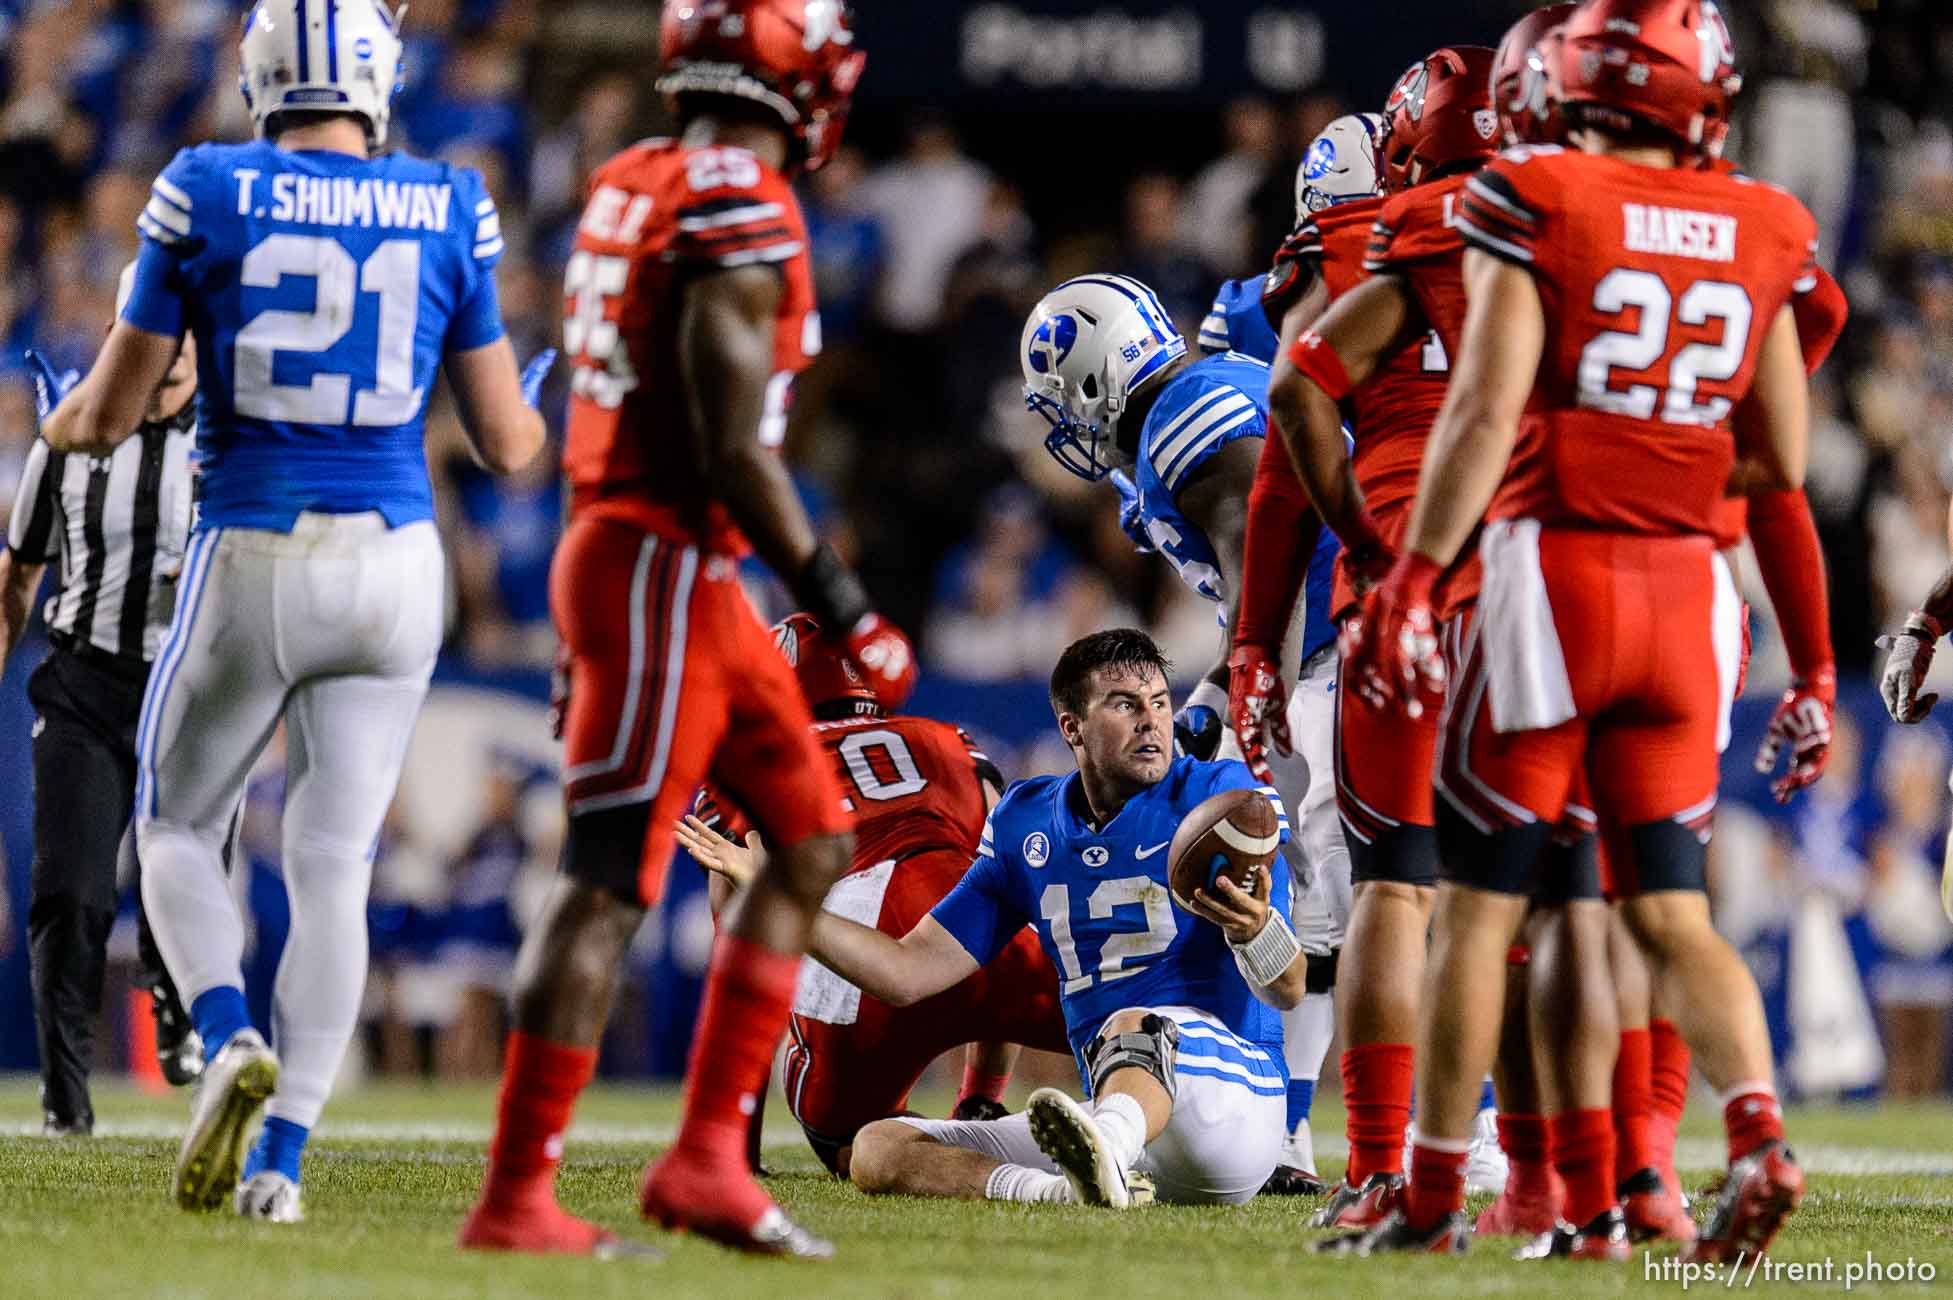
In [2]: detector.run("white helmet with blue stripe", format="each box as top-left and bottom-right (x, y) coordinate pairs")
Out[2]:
(239, 0), (406, 148)
(1295, 113), (1385, 221)
(1021, 275), (1187, 481)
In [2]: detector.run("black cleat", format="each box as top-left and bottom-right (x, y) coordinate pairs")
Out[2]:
(1513, 1207), (1632, 1262)
(1310, 1171), (1404, 1228)
(1685, 1140), (1804, 1264)
(1262, 1164), (1329, 1197)
(41, 1111), (93, 1139)
(151, 983), (204, 1088)
(1316, 1208), (1470, 1256)
(951, 1096), (1012, 1123)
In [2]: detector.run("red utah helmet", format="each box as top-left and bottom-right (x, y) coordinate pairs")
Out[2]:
(772, 613), (880, 716)
(1553, 0), (1741, 158)
(1379, 46), (1501, 192)
(1494, 4), (1577, 147)
(656, 0), (868, 172)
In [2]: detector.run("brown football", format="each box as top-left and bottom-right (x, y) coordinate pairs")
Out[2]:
(1167, 787), (1281, 912)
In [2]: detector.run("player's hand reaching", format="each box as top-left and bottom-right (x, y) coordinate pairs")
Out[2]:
(1755, 667), (1835, 804)
(1189, 867), (1272, 946)
(24, 350), (80, 426)
(1109, 470), (1153, 552)
(675, 814), (764, 891)
(1879, 613), (1943, 724)
(518, 348), (558, 409)
(1341, 552), (1445, 718)
(1225, 643), (1291, 785)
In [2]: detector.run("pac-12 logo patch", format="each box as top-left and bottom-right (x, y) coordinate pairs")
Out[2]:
(1023, 832), (1051, 867)
(1082, 845), (1109, 868)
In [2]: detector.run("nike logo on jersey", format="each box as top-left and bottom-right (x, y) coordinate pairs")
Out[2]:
(1135, 841), (1169, 859)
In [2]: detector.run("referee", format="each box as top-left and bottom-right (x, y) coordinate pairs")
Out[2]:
(1, 266), (203, 1135)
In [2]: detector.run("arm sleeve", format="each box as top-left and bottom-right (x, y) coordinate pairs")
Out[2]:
(928, 843), (1024, 967)
(123, 150), (205, 338)
(1746, 488), (1834, 679)
(1454, 162), (1545, 268)
(5, 440), (59, 562)
(1232, 426), (1316, 649)
(447, 172), (509, 352)
(1792, 265), (1847, 376)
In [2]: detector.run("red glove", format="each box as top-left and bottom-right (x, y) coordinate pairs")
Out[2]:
(1226, 642), (1292, 785)
(1734, 600), (1753, 700)
(1340, 552), (1446, 718)
(846, 612), (918, 708)
(1754, 666), (1835, 804)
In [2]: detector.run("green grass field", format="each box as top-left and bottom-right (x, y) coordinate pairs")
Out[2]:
(2, 1075), (1950, 1298)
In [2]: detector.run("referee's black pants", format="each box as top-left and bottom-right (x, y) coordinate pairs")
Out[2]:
(26, 644), (178, 1124)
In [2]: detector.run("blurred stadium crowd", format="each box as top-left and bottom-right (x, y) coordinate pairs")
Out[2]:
(0, 0), (1951, 1096)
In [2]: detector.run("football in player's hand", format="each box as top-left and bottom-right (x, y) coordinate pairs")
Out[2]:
(1166, 787), (1279, 912)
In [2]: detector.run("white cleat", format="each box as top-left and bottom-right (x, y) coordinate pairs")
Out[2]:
(174, 1029), (279, 1213)
(1465, 1105), (1509, 1197)
(235, 1170), (304, 1223)
(1027, 1088), (1133, 1210)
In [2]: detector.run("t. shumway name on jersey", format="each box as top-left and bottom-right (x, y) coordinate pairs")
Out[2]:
(235, 170), (454, 232)
(1621, 202), (1736, 263)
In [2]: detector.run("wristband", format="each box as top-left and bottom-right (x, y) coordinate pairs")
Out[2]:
(792, 542), (872, 633)
(1229, 909), (1302, 987)
(1287, 329), (1354, 402)
(1905, 610), (1946, 643)
(1187, 679), (1229, 716)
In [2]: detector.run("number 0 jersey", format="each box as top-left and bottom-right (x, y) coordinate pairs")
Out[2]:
(122, 141), (506, 532)
(931, 755), (1291, 1079)
(562, 139), (818, 553)
(1455, 146), (1819, 537)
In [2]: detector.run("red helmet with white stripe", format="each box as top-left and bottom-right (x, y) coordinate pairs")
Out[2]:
(656, 0), (867, 172)
(773, 613), (880, 716)
(1380, 46), (1501, 192)
(1553, 0), (1741, 159)
(1494, 4), (1578, 147)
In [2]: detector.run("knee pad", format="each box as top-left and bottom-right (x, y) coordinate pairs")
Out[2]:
(1305, 949), (1339, 995)
(1348, 821), (1439, 888)
(1087, 1013), (1180, 1102)
(1434, 797), (1551, 896)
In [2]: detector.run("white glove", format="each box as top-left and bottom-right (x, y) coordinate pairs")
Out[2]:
(1878, 611), (1943, 724)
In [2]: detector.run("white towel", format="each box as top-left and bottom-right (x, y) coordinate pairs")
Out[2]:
(1476, 520), (1578, 734)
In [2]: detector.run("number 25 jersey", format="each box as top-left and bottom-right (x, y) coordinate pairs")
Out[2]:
(123, 141), (507, 532)
(562, 140), (819, 553)
(1454, 146), (1819, 536)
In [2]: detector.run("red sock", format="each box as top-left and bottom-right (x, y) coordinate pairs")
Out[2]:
(1341, 1042), (1414, 1185)
(1612, 1027), (1655, 1183)
(479, 1031), (598, 1212)
(1498, 1112), (1556, 1201)
(1721, 1085), (1784, 1164)
(958, 1061), (1011, 1106)
(1404, 1138), (1468, 1230)
(1648, 1018), (1690, 1180)
(667, 933), (800, 1168)
(1550, 1108), (1618, 1228)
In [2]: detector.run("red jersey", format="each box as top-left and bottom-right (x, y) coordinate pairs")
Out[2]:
(561, 139), (819, 552)
(1455, 146), (1819, 536)
(705, 713), (999, 876)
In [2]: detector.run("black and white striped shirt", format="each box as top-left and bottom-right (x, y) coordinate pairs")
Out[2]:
(5, 403), (197, 664)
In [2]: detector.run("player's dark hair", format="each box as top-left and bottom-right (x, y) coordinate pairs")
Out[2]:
(1049, 629), (1173, 718)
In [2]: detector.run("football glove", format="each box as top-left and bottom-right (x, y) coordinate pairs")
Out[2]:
(24, 350), (79, 425)
(1754, 667), (1835, 804)
(1341, 552), (1445, 718)
(846, 612), (918, 708)
(1109, 469), (1152, 552)
(1878, 611), (1943, 724)
(519, 348), (558, 409)
(1226, 643), (1292, 785)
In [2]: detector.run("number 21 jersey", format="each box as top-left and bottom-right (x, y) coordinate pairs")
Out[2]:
(123, 141), (507, 532)
(1455, 146), (1819, 537)
(562, 140), (819, 553)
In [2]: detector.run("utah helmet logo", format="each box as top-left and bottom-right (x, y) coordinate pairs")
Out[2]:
(1387, 61), (1430, 122)
(1698, 0), (1737, 83)
(803, 0), (850, 51)
(773, 621), (801, 665)
(1473, 107), (1497, 139)
(1023, 832), (1051, 868)
(1027, 313), (1080, 376)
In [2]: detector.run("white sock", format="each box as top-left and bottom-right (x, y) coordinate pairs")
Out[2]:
(1282, 991), (1333, 1139)
(137, 818), (246, 1004)
(1090, 1093), (1149, 1172)
(986, 1162), (1074, 1203)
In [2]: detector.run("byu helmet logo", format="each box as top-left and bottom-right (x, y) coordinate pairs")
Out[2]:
(1028, 313), (1079, 376)
(1303, 136), (1337, 180)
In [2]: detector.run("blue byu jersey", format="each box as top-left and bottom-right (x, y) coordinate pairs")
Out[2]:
(932, 755), (1291, 1086)
(122, 141), (508, 532)
(1197, 277), (1341, 665)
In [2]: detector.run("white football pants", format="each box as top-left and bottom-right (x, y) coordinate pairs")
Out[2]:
(138, 513), (442, 1128)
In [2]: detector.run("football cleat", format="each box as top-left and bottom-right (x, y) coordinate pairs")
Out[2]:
(1311, 1172), (1404, 1229)
(1317, 1208), (1469, 1256)
(1684, 1140), (1804, 1264)
(640, 1155), (834, 1258)
(1027, 1088), (1133, 1210)
(235, 1170), (304, 1224)
(151, 983), (204, 1088)
(1464, 1106), (1509, 1196)
(40, 1112), (93, 1139)
(1262, 1164), (1330, 1197)
(951, 1096), (1012, 1123)
(174, 1028), (278, 1212)
(1474, 1171), (1565, 1238)
(1620, 1166), (1697, 1244)
(1513, 1207), (1632, 1262)
(458, 1201), (659, 1259)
